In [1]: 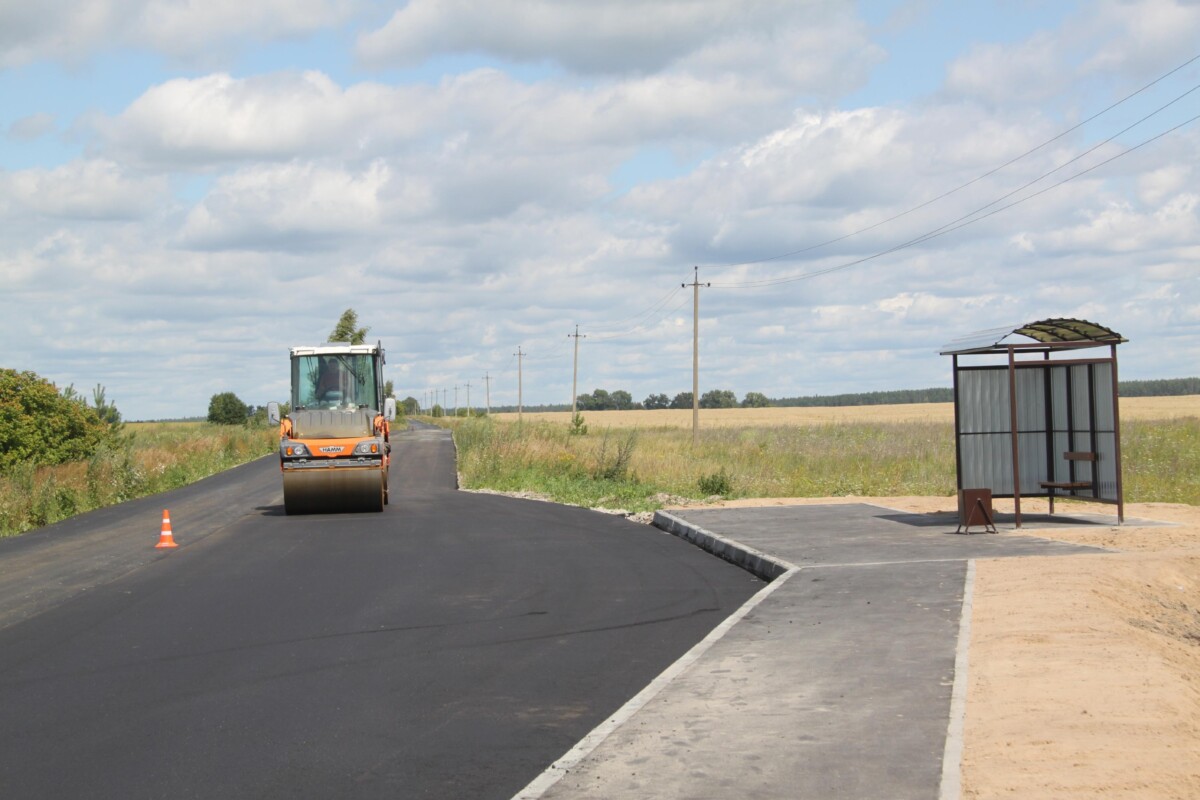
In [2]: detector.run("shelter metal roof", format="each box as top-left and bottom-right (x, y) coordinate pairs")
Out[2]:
(939, 317), (1126, 356)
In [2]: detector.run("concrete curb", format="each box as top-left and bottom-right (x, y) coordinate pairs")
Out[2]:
(652, 510), (797, 581)
(939, 558), (975, 800)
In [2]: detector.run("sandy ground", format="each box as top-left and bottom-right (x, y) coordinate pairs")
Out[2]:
(697, 494), (1200, 799)
(492, 395), (1200, 428)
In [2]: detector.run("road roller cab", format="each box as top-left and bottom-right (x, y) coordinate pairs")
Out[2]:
(267, 343), (396, 514)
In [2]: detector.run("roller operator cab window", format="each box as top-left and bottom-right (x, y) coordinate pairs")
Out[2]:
(292, 354), (379, 410)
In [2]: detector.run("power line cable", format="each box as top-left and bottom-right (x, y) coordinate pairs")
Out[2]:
(475, 55), (1200, 393)
(698, 50), (1200, 272)
(587, 284), (685, 332)
(589, 294), (693, 341)
(712, 109), (1200, 289)
(904, 82), (1200, 241)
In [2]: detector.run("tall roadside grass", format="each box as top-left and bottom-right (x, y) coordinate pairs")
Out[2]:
(0, 422), (277, 537)
(1121, 417), (1200, 504)
(441, 415), (1200, 512)
(445, 417), (955, 511)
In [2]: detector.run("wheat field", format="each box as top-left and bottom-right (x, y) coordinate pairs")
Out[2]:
(492, 395), (1200, 429)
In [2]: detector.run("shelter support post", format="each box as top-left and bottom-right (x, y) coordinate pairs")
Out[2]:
(1008, 346), (1022, 528)
(952, 355), (963, 493)
(1111, 343), (1125, 524)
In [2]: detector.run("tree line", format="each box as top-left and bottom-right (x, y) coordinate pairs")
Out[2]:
(1117, 377), (1200, 396)
(492, 388), (771, 413)
(489, 377), (1200, 414)
(574, 388), (771, 411)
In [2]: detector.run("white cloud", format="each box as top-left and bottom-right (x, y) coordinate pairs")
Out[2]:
(1, 159), (169, 220)
(3, 2), (1200, 420)
(95, 66), (823, 173)
(941, 0), (1200, 111)
(1076, 0), (1200, 78)
(944, 32), (1065, 106)
(0, 0), (356, 68)
(0, 0), (124, 68)
(180, 160), (393, 250)
(134, 0), (355, 58)
(98, 72), (404, 166)
(7, 112), (56, 141)
(359, 0), (877, 82)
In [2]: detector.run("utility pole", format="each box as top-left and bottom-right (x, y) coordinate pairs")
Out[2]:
(514, 347), (525, 424)
(482, 372), (491, 415)
(568, 325), (586, 418)
(684, 266), (710, 446)
(454, 385), (459, 417)
(464, 381), (472, 417)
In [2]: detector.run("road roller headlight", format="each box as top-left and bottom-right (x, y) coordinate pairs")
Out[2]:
(287, 443), (309, 457)
(353, 440), (380, 455)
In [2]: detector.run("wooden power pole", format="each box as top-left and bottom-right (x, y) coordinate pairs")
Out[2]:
(569, 325), (586, 418)
(684, 266), (710, 446)
(514, 347), (525, 424)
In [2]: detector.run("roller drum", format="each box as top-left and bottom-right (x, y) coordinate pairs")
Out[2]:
(282, 468), (385, 514)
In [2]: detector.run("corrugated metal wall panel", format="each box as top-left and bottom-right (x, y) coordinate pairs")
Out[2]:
(1094, 363), (1115, 429)
(1017, 432), (1049, 494)
(1071, 364), (1093, 429)
(960, 369), (1009, 433)
(1095, 432), (1119, 501)
(1051, 367), (1069, 429)
(1016, 368), (1046, 431)
(961, 433), (1013, 494)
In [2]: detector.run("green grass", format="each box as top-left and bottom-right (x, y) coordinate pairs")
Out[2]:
(5, 414), (1194, 536)
(0, 422), (278, 537)
(441, 416), (1200, 512)
(1121, 417), (1200, 504)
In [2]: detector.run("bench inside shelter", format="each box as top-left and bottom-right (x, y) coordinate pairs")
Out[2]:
(1040, 451), (1097, 514)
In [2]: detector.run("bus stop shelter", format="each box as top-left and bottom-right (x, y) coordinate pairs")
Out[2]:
(940, 318), (1127, 528)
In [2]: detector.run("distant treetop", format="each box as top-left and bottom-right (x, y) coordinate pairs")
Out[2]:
(329, 309), (369, 345)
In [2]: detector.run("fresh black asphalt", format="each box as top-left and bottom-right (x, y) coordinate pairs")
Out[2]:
(0, 425), (760, 799)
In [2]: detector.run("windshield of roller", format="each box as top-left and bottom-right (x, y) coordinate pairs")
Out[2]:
(292, 354), (379, 410)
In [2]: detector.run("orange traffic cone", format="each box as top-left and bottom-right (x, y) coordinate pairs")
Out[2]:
(156, 509), (178, 549)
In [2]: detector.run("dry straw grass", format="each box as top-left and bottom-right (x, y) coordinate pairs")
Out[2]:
(0, 422), (277, 536)
(452, 395), (1199, 511)
(494, 395), (1199, 429)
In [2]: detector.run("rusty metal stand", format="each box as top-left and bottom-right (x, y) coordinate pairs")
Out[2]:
(956, 488), (998, 535)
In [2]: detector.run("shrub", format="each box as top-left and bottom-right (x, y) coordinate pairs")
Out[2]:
(700, 389), (738, 409)
(697, 467), (734, 496)
(0, 369), (114, 471)
(592, 430), (637, 481)
(208, 392), (248, 425)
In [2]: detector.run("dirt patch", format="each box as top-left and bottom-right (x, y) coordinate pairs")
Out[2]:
(686, 494), (1200, 799)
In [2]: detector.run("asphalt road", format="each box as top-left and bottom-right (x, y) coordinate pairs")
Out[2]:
(0, 424), (759, 799)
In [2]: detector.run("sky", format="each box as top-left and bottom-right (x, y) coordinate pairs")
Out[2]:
(2, 0), (1198, 420)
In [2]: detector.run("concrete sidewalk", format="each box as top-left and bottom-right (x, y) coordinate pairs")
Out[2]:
(518, 502), (1125, 800)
